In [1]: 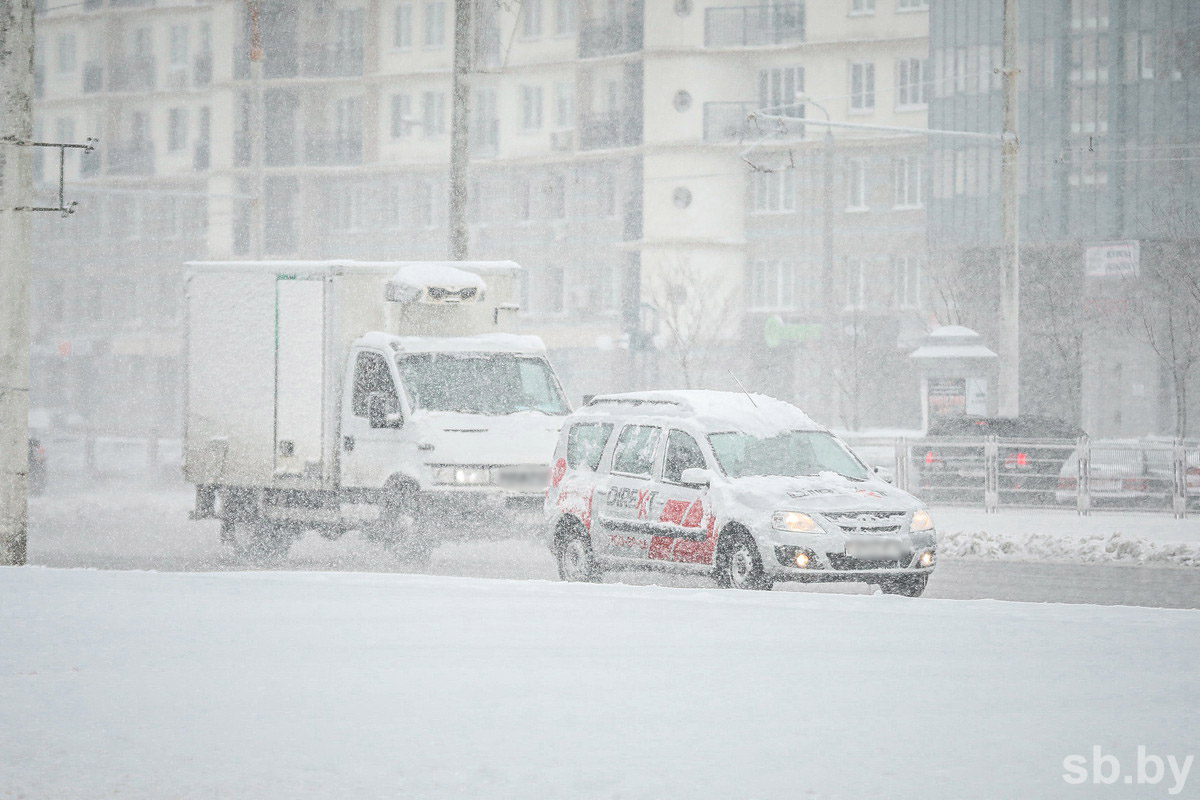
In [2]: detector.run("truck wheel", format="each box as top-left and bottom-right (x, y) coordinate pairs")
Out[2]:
(556, 524), (601, 583)
(880, 574), (929, 597)
(714, 530), (773, 590)
(223, 518), (292, 563)
(380, 489), (435, 569)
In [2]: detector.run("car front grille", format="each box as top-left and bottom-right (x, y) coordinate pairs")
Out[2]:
(827, 553), (912, 571)
(822, 511), (907, 535)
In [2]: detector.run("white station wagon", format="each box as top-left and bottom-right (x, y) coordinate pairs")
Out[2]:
(544, 390), (937, 595)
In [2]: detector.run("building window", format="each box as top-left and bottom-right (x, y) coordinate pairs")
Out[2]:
(543, 174), (566, 219)
(1070, 0), (1109, 32)
(758, 66), (804, 117)
(390, 93), (412, 137)
(520, 85), (543, 131)
(897, 0), (928, 9)
(896, 57), (929, 107)
(56, 32), (76, 73)
(749, 259), (795, 311)
(424, 1), (446, 47)
(893, 256), (920, 309)
(416, 178), (435, 227)
(850, 62), (875, 111)
(169, 25), (189, 67)
(555, 0), (576, 35)
(849, 0), (874, 15)
(421, 91), (446, 136)
(844, 257), (866, 309)
(554, 82), (574, 128)
(846, 158), (867, 210)
(893, 156), (922, 208)
(330, 188), (364, 232)
(168, 108), (188, 151)
(54, 116), (75, 144)
(750, 169), (796, 213)
(516, 176), (532, 221)
(394, 3), (413, 48)
(522, 0), (543, 37)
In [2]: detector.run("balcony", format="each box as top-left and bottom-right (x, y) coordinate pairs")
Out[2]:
(579, 111), (640, 150)
(304, 134), (362, 166)
(301, 44), (364, 78)
(110, 57), (156, 92)
(83, 62), (103, 93)
(107, 140), (155, 175)
(705, 2), (805, 48)
(579, 19), (643, 58)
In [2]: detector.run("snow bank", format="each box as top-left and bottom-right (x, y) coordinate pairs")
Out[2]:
(2, 568), (1197, 799)
(937, 507), (1200, 567)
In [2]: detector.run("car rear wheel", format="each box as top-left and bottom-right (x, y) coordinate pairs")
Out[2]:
(880, 574), (928, 597)
(556, 526), (601, 583)
(715, 532), (773, 591)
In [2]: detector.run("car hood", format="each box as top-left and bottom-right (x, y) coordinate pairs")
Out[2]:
(409, 410), (566, 466)
(713, 473), (925, 515)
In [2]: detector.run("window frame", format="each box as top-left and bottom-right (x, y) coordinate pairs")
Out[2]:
(566, 422), (614, 472)
(661, 429), (709, 485)
(351, 350), (399, 418)
(845, 157), (868, 211)
(610, 424), (664, 480)
(849, 61), (875, 112)
(393, 2), (414, 49)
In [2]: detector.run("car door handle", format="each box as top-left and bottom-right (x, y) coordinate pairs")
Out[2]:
(343, 435), (355, 452)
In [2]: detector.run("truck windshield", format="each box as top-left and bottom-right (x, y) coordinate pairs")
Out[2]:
(396, 353), (569, 415)
(708, 431), (870, 481)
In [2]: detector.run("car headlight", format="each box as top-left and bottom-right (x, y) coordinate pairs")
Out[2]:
(771, 511), (821, 533)
(432, 466), (492, 485)
(911, 509), (934, 531)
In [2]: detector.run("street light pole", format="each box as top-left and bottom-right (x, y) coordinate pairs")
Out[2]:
(998, 0), (1021, 417)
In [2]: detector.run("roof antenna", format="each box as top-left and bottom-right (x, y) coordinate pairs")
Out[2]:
(729, 371), (758, 408)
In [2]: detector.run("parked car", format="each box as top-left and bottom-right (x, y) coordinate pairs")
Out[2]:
(1055, 443), (1200, 508)
(28, 437), (47, 496)
(920, 415), (1085, 504)
(544, 390), (937, 596)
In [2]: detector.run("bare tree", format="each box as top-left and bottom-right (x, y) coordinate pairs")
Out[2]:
(644, 253), (741, 389)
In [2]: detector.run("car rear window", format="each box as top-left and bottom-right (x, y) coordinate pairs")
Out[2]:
(566, 423), (613, 472)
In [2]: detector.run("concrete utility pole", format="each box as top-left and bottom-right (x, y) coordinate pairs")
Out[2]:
(0, 0), (35, 566)
(998, 0), (1021, 417)
(246, 0), (264, 258)
(448, 0), (472, 260)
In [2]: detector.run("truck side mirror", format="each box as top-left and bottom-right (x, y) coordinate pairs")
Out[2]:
(679, 468), (711, 487)
(367, 392), (403, 429)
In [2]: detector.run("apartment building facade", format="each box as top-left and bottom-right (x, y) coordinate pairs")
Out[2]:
(929, 0), (1200, 437)
(31, 0), (934, 441)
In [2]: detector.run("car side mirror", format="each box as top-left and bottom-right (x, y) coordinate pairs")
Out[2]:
(367, 392), (403, 429)
(873, 465), (894, 484)
(679, 468), (712, 487)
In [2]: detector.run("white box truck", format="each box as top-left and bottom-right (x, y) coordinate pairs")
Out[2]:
(183, 260), (571, 561)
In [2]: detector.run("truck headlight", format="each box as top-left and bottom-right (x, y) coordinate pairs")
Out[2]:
(432, 466), (492, 485)
(911, 509), (934, 531)
(771, 511), (820, 532)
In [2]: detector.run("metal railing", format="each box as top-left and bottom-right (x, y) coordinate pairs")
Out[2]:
(705, 2), (805, 48)
(842, 435), (1200, 518)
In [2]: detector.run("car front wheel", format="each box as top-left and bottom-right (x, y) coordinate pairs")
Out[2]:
(557, 527), (601, 583)
(715, 532), (773, 591)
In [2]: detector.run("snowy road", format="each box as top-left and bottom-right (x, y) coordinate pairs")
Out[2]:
(27, 485), (1200, 608)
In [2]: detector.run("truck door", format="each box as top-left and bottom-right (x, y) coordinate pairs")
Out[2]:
(340, 349), (404, 489)
(653, 429), (717, 565)
(593, 424), (664, 563)
(274, 277), (326, 481)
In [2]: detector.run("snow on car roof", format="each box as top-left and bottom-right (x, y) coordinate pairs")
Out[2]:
(186, 260), (521, 278)
(578, 390), (825, 436)
(356, 331), (547, 354)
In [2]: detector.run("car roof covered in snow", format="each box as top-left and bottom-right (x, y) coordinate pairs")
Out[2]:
(575, 390), (825, 437)
(185, 260), (521, 278)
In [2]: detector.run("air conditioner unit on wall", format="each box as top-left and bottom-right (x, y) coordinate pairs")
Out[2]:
(550, 129), (574, 151)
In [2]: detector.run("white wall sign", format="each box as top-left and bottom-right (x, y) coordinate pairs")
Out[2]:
(1085, 240), (1139, 277)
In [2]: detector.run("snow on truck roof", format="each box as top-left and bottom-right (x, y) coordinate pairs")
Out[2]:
(356, 332), (547, 354)
(185, 260), (521, 277)
(578, 390), (825, 436)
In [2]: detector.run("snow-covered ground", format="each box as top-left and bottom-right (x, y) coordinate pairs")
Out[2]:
(2, 567), (1196, 799)
(937, 507), (1200, 567)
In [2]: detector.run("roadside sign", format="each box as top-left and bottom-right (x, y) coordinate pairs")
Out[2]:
(1085, 240), (1139, 277)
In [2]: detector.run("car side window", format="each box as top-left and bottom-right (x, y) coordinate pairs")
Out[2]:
(566, 423), (613, 471)
(662, 430), (706, 484)
(352, 351), (398, 417)
(611, 425), (662, 478)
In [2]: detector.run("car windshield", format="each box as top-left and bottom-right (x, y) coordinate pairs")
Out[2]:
(708, 431), (870, 480)
(396, 353), (569, 415)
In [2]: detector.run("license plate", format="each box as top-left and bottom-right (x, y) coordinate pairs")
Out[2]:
(846, 538), (903, 560)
